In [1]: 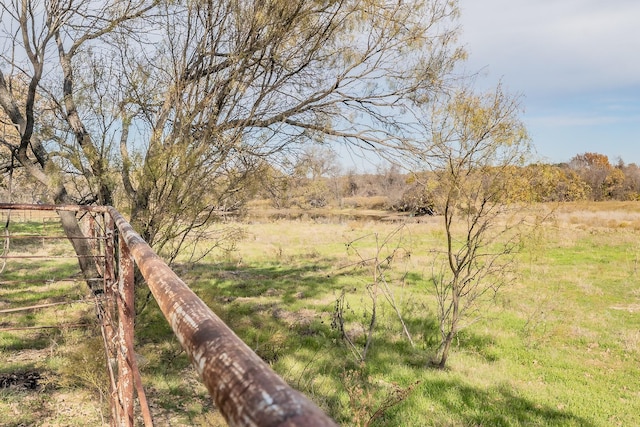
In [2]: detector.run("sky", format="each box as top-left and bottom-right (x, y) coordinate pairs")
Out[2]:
(457, 0), (640, 165)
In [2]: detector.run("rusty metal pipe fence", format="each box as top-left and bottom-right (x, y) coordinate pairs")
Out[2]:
(0, 204), (336, 427)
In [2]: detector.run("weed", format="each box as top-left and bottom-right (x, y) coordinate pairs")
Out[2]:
(341, 366), (419, 427)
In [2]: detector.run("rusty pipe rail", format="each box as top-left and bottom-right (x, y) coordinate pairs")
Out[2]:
(0, 203), (108, 212)
(108, 207), (336, 427)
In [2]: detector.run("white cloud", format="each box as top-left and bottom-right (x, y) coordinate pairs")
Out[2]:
(458, 0), (640, 96)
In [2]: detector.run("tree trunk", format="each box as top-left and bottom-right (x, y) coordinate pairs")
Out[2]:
(57, 209), (102, 293)
(437, 332), (454, 369)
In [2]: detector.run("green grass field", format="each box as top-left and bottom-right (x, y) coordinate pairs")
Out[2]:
(1, 202), (639, 426)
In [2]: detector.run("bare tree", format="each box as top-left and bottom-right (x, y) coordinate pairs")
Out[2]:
(0, 0), (465, 273)
(117, 0), (465, 253)
(0, 0), (154, 288)
(419, 85), (531, 369)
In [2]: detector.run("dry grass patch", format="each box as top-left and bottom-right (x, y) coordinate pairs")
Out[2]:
(552, 201), (640, 229)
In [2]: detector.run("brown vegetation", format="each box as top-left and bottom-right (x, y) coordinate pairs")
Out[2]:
(250, 151), (640, 216)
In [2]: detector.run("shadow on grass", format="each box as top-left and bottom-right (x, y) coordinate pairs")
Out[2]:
(411, 379), (596, 427)
(135, 259), (345, 346)
(0, 284), (84, 306)
(174, 259), (344, 300)
(0, 330), (56, 353)
(133, 258), (350, 418)
(0, 260), (81, 296)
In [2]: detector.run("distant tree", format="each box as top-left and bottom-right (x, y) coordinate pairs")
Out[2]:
(418, 85), (531, 369)
(344, 169), (360, 198)
(286, 146), (340, 207)
(569, 152), (625, 200)
(396, 172), (437, 215)
(294, 146), (341, 182)
(257, 163), (294, 209)
(527, 164), (589, 202)
(375, 164), (407, 208)
(619, 162), (640, 200)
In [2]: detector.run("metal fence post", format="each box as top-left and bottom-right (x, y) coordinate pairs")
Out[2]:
(117, 230), (135, 427)
(102, 214), (122, 425)
(0, 204), (338, 426)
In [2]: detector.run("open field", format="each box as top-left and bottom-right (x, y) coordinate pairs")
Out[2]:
(1, 202), (639, 426)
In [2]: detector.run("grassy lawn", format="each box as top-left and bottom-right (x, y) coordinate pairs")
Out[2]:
(2, 202), (639, 425)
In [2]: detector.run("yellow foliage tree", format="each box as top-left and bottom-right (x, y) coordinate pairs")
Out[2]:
(419, 85), (532, 368)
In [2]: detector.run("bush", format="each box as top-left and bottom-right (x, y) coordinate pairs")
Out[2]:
(394, 184), (436, 215)
(342, 196), (389, 210)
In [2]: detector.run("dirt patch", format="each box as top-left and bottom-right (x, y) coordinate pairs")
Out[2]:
(273, 308), (324, 328)
(610, 304), (640, 313)
(0, 371), (42, 390)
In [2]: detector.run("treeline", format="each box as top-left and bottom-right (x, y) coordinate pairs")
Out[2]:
(254, 151), (640, 213)
(2, 150), (637, 213)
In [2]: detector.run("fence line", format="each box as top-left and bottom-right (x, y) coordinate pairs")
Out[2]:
(0, 203), (337, 427)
